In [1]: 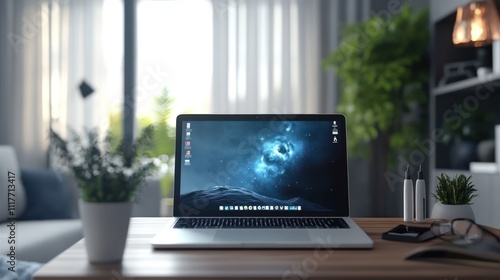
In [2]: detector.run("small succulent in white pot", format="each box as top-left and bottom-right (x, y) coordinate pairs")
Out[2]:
(431, 173), (478, 221)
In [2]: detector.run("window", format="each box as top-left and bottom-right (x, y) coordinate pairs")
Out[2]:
(103, 0), (213, 197)
(136, 0), (213, 124)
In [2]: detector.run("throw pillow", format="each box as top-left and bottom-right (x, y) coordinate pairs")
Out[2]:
(19, 169), (72, 220)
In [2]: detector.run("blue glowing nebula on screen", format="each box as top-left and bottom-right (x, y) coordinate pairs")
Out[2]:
(254, 136), (303, 180)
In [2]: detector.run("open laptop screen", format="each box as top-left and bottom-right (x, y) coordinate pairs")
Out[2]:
(173, 114), (349, 217)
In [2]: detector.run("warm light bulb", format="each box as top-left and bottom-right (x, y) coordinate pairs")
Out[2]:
(471, 17), (485, 41)
(470, 3), (486, 42)
(474, 7), (482, 16)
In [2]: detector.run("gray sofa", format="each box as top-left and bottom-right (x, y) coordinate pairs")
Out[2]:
(0, 145), (161, 264)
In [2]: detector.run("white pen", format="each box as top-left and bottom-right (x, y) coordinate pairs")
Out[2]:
(403, 165), (414, 222)
(415, 165), (426, 222)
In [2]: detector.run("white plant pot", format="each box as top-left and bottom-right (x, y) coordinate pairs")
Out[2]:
(79, 200), (132, 263)
(430, 202), (475, 221)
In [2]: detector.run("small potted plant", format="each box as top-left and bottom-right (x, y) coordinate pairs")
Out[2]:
(50, 125), (158, 263)
(431, 173), (478, 221)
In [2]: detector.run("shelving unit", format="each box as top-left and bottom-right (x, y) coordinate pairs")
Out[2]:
(433, 72), (500, 96)
(429, 1), (500, 229)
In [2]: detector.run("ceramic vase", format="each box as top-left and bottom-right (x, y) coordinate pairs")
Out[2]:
(430, 202), (475, 221)
(78, 200), (132, 263)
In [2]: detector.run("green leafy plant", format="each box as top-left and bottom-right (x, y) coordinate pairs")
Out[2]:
(323, 4), (429, 163)
(50, 125), (158, 202)
(432, 173), (478, 205)
(109, 88), (176, 197)
(143, 89), (176, 197)
(142, 88), (176, 157)
(322, 4), (429, 215)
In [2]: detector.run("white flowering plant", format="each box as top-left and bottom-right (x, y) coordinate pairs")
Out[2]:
(49, 125), (158, 202)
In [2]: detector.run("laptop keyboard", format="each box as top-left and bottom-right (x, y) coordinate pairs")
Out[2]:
(173, 217), (349, 229)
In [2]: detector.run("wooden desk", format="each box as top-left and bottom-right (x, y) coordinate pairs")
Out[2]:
(34, 218), (500, 279)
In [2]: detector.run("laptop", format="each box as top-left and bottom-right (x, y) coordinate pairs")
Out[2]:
(151, 114), (373, 249)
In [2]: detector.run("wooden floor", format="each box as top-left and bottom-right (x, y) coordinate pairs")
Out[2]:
(34, 217), (500, 279)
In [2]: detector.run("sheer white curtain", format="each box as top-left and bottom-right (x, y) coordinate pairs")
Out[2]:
(212, 0), (321, 114)
(0, 0), (119, 168)
(49, 0), (120, 139)
(0, 0), (51, 169)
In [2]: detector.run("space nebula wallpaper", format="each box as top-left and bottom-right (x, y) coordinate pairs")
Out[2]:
(177, 118), (349, 216)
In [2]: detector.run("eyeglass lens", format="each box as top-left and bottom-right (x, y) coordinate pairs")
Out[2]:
(432, 222), (452, 236)
(452, 219), (483, 241)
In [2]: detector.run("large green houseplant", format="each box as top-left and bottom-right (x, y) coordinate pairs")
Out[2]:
(50, 125), (158, 263)
(323, 4), (429, 215)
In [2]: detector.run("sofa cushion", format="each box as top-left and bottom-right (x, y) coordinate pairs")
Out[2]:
(0, 219), (83, 263)
(20, 169), (73, 220)
(0, 146), (27, 222)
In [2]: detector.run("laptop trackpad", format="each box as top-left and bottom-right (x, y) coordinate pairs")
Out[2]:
(214, 230), (310, 243)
